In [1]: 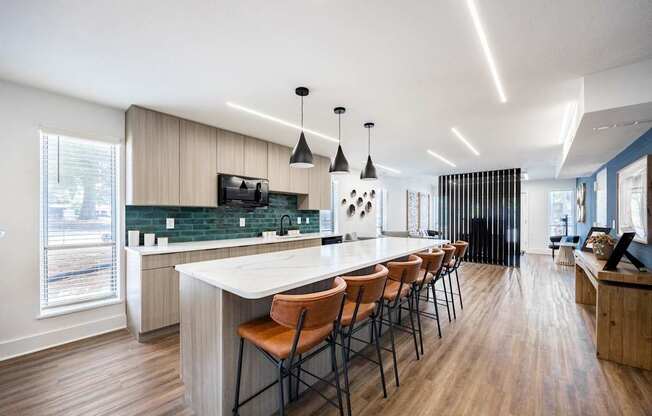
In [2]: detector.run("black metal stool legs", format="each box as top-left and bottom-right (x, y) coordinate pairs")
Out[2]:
(455, 268), (464, 309)
(232, 337), (245, 416)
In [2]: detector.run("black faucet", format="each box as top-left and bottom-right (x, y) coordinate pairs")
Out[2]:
(279, 215), (291, 236)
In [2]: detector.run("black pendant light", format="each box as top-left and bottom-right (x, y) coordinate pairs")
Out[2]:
(329, 106), (350, 175)
(360, 122), (378, 180)
(289, 86), (314, 168)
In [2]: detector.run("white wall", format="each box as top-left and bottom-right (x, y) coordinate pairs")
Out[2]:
(332, 173), (436, 238)
(0, 80), (126, 360)
(332, 173), (379, 238)
(382, 176), (436, 232)
(520, 179), (576, 255)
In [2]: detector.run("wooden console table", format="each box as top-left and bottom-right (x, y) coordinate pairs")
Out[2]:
(575, 250), (652, 370)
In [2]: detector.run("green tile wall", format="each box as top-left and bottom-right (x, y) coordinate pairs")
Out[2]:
(126, 193), (320, 243)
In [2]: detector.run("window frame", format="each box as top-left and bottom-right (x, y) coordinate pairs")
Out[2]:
(39, 131), (121, 316)
(547, 189), (575, 237)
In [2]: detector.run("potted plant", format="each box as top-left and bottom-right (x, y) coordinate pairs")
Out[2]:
(587, 234), (617, 260)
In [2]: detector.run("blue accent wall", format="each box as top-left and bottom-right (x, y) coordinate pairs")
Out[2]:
(576, 128), (652, 267)
(126, 193), (320, 244)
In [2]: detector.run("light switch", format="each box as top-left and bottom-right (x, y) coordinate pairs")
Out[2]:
(297, 217), (302, 224)
(166, 218), (175, 229)
(240, 218), (246, 227)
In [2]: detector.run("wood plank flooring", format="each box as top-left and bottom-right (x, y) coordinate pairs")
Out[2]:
(1, 254), (651, 415)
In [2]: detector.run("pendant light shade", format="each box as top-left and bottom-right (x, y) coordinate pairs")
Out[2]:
(329, 106), (350, 175)
(289, 86), (314, 168)
(360, 122), (378, 181)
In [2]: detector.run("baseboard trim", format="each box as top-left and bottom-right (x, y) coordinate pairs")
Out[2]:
(0, 314), (126, 361)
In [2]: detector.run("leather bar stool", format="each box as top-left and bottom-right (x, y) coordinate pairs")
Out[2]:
(337, 264), (389, 416)
(378, 254), (423, 374)
(414, 249), (445, 339)
(232, 278), (347, 416)
(444, 241), (469, 311)
(431, 245), (456, 320)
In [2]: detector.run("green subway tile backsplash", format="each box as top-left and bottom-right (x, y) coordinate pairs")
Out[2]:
(126, 193), (320, 243)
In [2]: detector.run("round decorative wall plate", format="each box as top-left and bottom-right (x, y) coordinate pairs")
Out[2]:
(370, 189), (376, 198)
(347, 204), (356, 217)
(366, 201), (372, 212)
(350, 190), (357, 198)
(360, 210), (366, 218)
(341, 198), (347, 205)
(363, 191), (368, 198)
(356, 197), (364, 207)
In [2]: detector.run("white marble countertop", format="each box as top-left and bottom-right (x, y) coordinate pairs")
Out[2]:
(175, 237), (449, 299)
(125, 232), (340, 256)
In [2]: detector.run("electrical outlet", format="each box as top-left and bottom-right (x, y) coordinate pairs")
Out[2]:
(240, 218), (246, 227)
(306, 218), (310, 224)
(297, 217), (302, 224)
(166, 218), (175, 229)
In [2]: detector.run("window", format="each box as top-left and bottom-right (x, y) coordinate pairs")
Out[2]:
(596, 169), (607, 226)
(40, 133), (119, 311)
(548, 190), (574, 237)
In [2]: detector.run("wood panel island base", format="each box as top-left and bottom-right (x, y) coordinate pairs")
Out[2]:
(574, 250), (652, 370)
(176, 237), (447, 416)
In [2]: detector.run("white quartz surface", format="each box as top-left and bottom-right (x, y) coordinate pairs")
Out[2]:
(175, 237), (449, 299)
(124, 232), (339, 256)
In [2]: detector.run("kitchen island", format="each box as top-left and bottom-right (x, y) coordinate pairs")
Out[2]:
(175, 237), (448, 416)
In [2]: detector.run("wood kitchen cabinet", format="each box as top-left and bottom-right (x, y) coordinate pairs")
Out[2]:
(180, 120), (217, 206)
(243, 136), (268, 178)
(306, 155), (332, 210)
(267, 142), (291, 192)
(126, 106), (180, 205)
(289, 160), (310, 194)
(216, 129), (245, 175)
(126, 239), (323, 341)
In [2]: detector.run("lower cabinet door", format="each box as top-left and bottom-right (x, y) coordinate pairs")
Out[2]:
(141, 267), (180, 332)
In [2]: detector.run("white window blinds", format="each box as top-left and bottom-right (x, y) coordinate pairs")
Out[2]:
(40, 133), (118, 309)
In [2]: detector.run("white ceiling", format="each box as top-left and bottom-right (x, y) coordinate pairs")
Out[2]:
(1, 0), (651, 179)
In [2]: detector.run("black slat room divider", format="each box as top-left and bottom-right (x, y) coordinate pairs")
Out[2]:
(438, 168), (521, 267)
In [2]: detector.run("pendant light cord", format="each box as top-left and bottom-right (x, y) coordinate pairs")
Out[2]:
(300, 96), (304, 130)
(368, 127), (371, 154)
(338, 113), (341, 144)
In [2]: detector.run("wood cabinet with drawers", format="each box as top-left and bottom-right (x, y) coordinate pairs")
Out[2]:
(126, 238), (322, 341)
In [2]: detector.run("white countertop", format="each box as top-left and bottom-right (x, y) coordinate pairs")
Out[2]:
(175, 237), (449, 299)
(124, 232), (340, 256)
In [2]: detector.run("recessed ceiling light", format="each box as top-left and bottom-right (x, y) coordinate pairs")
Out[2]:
(226, 101), (339, 144)
(466, 0), (507, 103)
(375, 163), (401, 174)
(451, 127), (480, 156)
(427, 150), (457, 167)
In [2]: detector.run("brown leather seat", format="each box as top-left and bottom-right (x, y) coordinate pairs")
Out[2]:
(238, 317), (334, 359)
(440, 245), (456, 271)
(340, 264), (388, 326)
(452, 241), (469, 265)
(415, 249), (444, 285)
(237, 277), (347, 360)
(383, 255), (422, 301)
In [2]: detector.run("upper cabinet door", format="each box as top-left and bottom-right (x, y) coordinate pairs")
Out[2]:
(216, 129), (245, 175)
(180, 120), (217, 207)
(243, 136), (268, 179)
(126, 106), (180, 205)
(289, 161), (310, 195)
(267, 143), (291, 193)
(319, 156), (332, 210)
